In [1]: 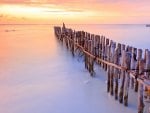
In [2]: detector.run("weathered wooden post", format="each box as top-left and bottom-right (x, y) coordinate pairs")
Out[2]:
(80, 31), (83, 47)
(99, 36), (103, 66)
(67, 29), (71, 50)
(123, 52), (131, 106)
(96, 35), (99, 56)
(117, 43), (122, 79)
(105, 38), (109, 71)
(87, 39), (90, 72)
(84, 39), (88, 70)
(76, 32), (79, 45)
(114, 45), (120, 100)
(62, 24), (69, 49)
(145, 50), (150, 78)
(110, 41), (116, 96)
(61, 23), (66, 43)
(71, 30), (75, 57)
(98, 35), (101, 65)
(138, 59), (145, 113)
(87, 40), (94, 76)
(107, 44), (111, 93)
(87, 33), (91, 72)
(102, 36), (106, 69)
(144, 50), (150, 113)
(91, 34), (95, 55)
(61, 24), (66, 42)
(144, 49), (147, 62)
(67, 29), (71, 51)
(119, 44), (126, 103)
(79, 31), (82, 46)
(88, 40), (91, 72)
(94, 35), (98, 57)
(130, 47), (137, 89)
(135, 49), (143, 92)
(75, 31), (77, 44)
(90, 35), (94, 76)
(108, 40), (113, 93)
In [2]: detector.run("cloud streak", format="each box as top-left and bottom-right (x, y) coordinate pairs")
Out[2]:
(43, 9), (83, 13)
(0, 0), (150, 24)
(1, 0), (150, 4)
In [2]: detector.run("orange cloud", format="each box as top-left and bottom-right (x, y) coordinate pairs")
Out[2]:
(0, 0), (150, 24)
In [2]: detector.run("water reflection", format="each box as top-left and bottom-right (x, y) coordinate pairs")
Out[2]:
(0, 25), (63, 113)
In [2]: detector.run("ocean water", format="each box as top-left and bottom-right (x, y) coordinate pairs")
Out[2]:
(0, 24), (149, 113)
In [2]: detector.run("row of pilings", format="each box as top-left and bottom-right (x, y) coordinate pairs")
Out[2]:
(54, 24), (150, 113)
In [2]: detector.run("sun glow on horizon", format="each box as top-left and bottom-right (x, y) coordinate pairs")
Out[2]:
(0, 4), (96, 24)
(1, 5), (44, 18)
(0, 1), (150, 24)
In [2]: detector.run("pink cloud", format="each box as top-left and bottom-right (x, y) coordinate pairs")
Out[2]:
(0, 0), (150, 4)
(1, 0), (150, 24)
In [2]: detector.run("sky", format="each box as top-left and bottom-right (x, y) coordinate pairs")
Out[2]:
(0, 0), (150, 24)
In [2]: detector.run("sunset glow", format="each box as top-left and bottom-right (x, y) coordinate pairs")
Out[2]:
(1, 1), (150, 113)
(0, 0), (150, 24)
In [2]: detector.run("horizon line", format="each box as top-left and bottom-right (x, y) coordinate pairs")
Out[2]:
(0, 23), (148, 25)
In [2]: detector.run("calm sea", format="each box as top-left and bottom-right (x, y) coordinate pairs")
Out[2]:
(0, 24), (149, 113)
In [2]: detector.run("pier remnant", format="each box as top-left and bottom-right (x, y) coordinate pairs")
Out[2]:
(54, 24), (150, 112)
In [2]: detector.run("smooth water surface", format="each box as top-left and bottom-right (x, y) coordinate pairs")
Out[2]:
(0, 24), (149, 113)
